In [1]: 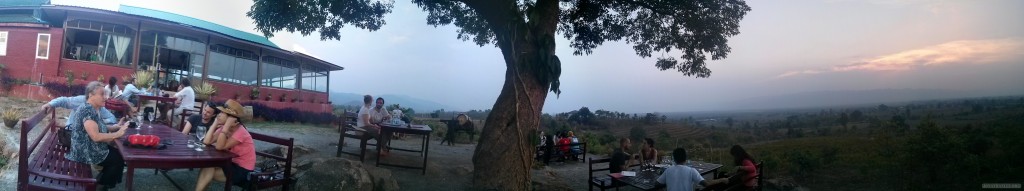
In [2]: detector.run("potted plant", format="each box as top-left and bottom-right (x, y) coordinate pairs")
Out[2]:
(279, 94), (288, 102)
(132, 70), (155, 92)
(233, 92), (241, 100)
(265, 93), (273, 101)
(249, 88), (260, 100)
(80, 72), (90, 81)
(3, 108), (22, 128)
(194, 81), (217, 101)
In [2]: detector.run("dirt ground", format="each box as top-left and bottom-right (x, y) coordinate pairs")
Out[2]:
(0, 96), (629, 190)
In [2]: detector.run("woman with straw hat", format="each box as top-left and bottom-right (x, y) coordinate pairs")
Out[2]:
(196, 99), (255, 191)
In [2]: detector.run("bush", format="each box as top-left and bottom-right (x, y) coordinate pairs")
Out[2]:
(43, 82), (85, 97)
(244, 102), (335, 125)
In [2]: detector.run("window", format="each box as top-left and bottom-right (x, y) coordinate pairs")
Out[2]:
(261, 56), (298, 89)
(138, 31), (207, 86)
(36, 33), (49, 59)
(300, 64), (328, 92)
(62, 20), (134, 65)
(0, 31), (7, 55)
(208, 44), (258, 85)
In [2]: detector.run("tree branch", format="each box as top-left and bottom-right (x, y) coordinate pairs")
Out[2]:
(614, 0), (674, 16)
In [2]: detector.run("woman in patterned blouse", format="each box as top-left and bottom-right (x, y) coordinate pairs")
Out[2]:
(65, 81), (131, 191)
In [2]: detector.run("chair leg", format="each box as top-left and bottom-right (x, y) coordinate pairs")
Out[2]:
(336, 133), (344, 157)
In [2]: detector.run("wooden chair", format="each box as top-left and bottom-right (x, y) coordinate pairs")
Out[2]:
(247, 132), (296, 191)
(439, 119), (476, 145)
(747, 162), (764, 191)
(336, 112), (377, 162)
(588, 157), (622, 191)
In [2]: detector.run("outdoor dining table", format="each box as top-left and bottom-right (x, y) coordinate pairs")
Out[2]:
(375, 123), (433, 175)
(137, 94), (176, 125)
(609, 161), (723, 191)
(114, 123), (236, 191)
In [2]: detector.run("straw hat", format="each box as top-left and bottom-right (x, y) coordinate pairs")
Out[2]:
(217, 99), (252, 122)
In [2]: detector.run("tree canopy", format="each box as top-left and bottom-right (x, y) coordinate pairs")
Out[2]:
(248, 0), (750, 189)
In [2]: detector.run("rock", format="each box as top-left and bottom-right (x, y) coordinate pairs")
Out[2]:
(294, 157), (399, 191)
(530, 168), (572, 191)
(261, 145), (316, 159)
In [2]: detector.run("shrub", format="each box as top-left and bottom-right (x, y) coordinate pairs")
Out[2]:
(244, 102), (334, 125)
(43, 82), (86, 97)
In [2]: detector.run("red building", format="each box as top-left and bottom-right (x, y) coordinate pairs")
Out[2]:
(0, 1), (342, 113)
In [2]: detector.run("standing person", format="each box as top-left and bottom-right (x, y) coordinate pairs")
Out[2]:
(65, 81), (131, 191)
(657, 148), (713, 191)
(168, 78), (195, 127)
(181, 102), (220, 135)
(196, 99), (255, 191)
(640, 138), (659, 165)
(609, 138), (639, 173)
(705, 145), (758, 191)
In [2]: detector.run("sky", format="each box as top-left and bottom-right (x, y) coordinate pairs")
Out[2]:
(68, 0), (1024, 113)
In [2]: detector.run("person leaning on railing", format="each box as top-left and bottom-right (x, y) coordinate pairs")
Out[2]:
(196, 99), (256, 191)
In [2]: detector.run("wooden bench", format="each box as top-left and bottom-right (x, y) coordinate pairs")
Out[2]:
(247, 132), (296, 191)
(17, 109), (97, 190)
(336, 112), (377, 162)
(536, 142), (587, 164)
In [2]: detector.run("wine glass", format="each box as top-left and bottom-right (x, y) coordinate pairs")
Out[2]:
(147, 113), (155, 129)
(134, 115), (143, 135)
(194, 125), (206, 151)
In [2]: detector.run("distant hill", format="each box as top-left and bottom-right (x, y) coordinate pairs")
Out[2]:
(722, 88), (975, 110)
(329, 92), (453, 112)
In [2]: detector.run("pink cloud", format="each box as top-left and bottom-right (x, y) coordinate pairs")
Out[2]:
(777, 38), (1024, 78)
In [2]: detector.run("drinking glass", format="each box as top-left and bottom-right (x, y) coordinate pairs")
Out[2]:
(187, 140), (195, 148)
(135, 115), (143, 135)
(194, 130), (205, 151)
(147, 113), (154, 129)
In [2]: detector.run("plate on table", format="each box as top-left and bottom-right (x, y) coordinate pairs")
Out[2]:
(654, 164), (670, 168)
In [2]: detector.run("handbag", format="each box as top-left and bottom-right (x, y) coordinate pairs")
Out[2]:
(58, 125), (73, 147)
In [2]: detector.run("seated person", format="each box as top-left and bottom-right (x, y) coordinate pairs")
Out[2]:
(657, 148), (715, 191)
(357, 95), (392, 156)
(443, 113), (477, 145)
(65, 81), (131, 191)
(609, 138), (638, 173)
(196, 99), (255, 191)
(167, 78), (195, 128)
(640, 138), (659, 164)
(182, 102), (220, 135)
(557, 132), (571, 160)
(41, 91), (117, 126)
(569, 131), (583, 160)
(705, 145), (758, 191)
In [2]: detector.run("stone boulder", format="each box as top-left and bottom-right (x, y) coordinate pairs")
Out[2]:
(263, 144), (317, 159)
(294, 157), (399, 191)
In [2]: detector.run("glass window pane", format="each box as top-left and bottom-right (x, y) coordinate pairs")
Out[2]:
(191, 54), (205, 78)
(208, 52), (234, 82)
(37, 34), (49, 59)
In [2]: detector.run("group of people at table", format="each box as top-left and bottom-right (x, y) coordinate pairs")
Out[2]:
(608, 137), (759, 191)
(39, 77), (257, 191)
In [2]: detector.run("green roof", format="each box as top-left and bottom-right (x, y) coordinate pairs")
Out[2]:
(117, 5), (279, 49)
(0, 13), (47, 24)
(0, 0), (47, 7)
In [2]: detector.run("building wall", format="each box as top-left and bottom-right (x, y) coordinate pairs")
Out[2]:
(60, 59), (136, 83)
(0, 26), (63, 81)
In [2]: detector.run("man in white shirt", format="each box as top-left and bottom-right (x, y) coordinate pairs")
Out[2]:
(168, 78), (195, 128)
(657, 148), (716, 191)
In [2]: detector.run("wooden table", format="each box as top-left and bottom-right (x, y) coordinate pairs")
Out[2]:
(115, 124), (235, 191)
(375, 123), (432, 175)
(138, 95), (176, 125)
(610, 161), (723, 191)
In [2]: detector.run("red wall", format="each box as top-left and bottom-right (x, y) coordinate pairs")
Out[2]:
(60, 59), (135, 83)
(0, 26), (63, 80)
(205, 80), (332, 113)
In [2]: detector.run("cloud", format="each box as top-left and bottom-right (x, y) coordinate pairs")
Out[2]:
(388, 35), (410, 44)
(777, 38), (1024, 78)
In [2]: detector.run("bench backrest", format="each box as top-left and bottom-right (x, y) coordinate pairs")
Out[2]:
(17, 109), (57, 188)
(588, 157), (612, 178)
(338, 111), (357, 129)
(250, 132), (295, 190)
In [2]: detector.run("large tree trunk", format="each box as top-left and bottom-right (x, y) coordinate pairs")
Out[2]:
(470, 0), (560, 190)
